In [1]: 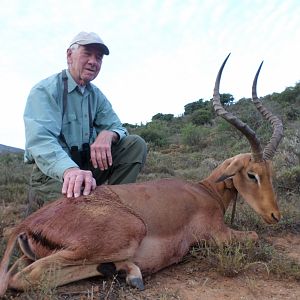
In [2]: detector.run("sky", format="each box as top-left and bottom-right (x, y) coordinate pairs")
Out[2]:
(1, 0), (299, 149)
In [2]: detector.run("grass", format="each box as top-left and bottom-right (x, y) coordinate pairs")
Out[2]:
(0, 142), (299, 299)
(223, 193), (300, 236)
(189, 239), (300, 281)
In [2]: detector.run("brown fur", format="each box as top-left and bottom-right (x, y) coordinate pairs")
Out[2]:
(0, 153), (280, 295)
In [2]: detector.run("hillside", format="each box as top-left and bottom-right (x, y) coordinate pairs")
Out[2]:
(0, 144), (23, 155)
(0, 81), (299, 299)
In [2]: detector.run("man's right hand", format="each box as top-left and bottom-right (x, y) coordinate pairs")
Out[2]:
(62, 167), (96, 198)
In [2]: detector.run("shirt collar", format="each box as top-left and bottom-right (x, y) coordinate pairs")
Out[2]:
(65, 69), (91, 94)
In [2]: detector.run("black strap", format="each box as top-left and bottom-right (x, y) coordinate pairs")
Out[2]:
(62, 69), (68, 120)
(60, 70), (69, 148)
(88, 94), (93, 138)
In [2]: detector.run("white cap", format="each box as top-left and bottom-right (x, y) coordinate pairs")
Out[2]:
(69, 31), (109, 55)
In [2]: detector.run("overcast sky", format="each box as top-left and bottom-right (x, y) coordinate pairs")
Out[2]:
(1, 0), (299, 149)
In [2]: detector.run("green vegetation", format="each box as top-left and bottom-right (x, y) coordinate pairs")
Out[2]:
(189, 239), (300, 280)
(0, 82), (299, 299)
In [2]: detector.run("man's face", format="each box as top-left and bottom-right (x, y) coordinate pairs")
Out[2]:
(67, 44), (103, 85)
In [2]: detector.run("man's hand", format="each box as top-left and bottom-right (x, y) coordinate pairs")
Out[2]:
(62, 168), (96, 198)
(90, 130), (119, 170)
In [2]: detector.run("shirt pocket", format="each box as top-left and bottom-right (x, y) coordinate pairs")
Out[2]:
(63, 113), (77, 124)
(62, 113), (81, 147)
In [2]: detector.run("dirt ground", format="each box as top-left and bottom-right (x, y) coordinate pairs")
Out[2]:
(1, 203), (299, 300)
(4, 233), (298, 300)
(136, 233), (300, 300)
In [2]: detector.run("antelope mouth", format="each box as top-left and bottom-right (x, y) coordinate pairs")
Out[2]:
(262, 212), (281, 224)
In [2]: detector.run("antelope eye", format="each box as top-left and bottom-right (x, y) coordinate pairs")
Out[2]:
(247, 173), (257, 182)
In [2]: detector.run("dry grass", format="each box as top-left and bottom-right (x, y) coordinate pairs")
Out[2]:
(188, 238), (300, 281)
(0, 144), (299, 299)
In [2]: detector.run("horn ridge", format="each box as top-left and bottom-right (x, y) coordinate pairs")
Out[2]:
(252, 62), (284, 160)
(213, 54), (263, 162)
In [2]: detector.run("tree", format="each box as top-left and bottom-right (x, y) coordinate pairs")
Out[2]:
(152, 113), (174, 122)
(181, 123), (210, 147)
(220, 93), (234, 106)
(184, 99), (209, 115)
(190, 109), (213, 125)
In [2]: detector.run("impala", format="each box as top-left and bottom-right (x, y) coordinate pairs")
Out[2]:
(0, 54), (283, 296)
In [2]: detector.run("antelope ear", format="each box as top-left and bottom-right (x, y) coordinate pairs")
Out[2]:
(215, 156), (245, 183)
(216, 173), (234, 183)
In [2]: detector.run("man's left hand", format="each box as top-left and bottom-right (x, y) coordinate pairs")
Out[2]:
(90, 130), (119, 170)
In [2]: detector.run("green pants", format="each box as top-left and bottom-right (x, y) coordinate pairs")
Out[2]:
(26, 135), (147, 215)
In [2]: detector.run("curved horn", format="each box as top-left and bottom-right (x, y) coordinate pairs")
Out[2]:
(213, 54), (263, 162)
(252, 62), (284, 160)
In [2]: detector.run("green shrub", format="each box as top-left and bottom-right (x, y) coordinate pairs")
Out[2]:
(181, 123), (210, 147)
(276, 166), (300, 193)
(270, 82), (300, 104)
(152, 113), (174, 122)
(184, 98), (209, 115)
(284, 106), (300, 121)
(190, 108), (213, 125)
(134, 121), (170, 149)
(140, 128), (168, 148)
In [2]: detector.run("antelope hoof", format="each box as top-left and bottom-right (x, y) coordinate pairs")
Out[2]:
(128, 277), (145, 290)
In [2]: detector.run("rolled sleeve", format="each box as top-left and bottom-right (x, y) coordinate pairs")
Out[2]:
(24, 77), (78, 181)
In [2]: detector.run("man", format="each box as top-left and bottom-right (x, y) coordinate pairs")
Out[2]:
(24, 31), (147, 214)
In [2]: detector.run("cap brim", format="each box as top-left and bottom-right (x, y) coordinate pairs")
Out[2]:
(83, 42), (109, 55)
(72, 42), (109, 55)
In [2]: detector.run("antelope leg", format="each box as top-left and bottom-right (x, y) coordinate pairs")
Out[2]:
(211, 227), (259, 246)
(115, 260), (144, 290)
(8, 250), (100, 291)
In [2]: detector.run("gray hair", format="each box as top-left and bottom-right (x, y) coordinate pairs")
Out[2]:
(67, 44), (81, 68)
(69, 43), (80, 52)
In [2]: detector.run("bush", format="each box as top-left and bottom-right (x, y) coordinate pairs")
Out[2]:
(139, 128), (168, 148)
(181, 123), (210, 147)
(270, 82), (300, 104)
(184, 98), (210, 115)
(152, 113), (174, 122)
(284, 106), (300, 121)
(190, 108), (213, 125)
(137, 121), (169, 149)
(276, 166), (300, 193)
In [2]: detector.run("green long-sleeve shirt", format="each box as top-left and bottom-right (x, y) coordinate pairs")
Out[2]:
(24, 69), (128, 182)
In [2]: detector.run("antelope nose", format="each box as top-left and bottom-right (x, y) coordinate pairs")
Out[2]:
(271, 211), (281, 223)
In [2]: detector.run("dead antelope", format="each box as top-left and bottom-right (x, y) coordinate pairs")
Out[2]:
(0, 54), (283, 296)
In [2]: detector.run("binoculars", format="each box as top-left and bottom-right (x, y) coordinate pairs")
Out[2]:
(70, 143), (90, 170)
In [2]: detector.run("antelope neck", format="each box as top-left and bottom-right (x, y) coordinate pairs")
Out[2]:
(198, 181), (226, 214)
